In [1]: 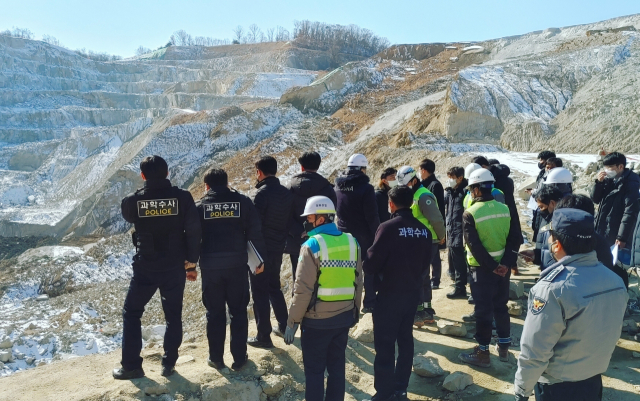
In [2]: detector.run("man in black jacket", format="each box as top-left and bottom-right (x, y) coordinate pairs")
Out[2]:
(197, 168), (267, 372)
(375, 167), (397, 223)
(419, 159), (446, 288)
(335, 154), (380, 313)
(364, 186), (432, 401)
(527, 151), (557, 240)
(591, 152), (640, 248)
(248, 156), (293, 348)
(444, 167), (468, 299)
(473, 156), (524, 274)
(285, 152), (336, 283)
(115, 155), (201, 380)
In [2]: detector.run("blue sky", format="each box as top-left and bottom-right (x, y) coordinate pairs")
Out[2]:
(2, 0), (638, 57)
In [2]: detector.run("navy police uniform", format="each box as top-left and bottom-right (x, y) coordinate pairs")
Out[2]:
(197, 185), (266, 365)
(120, 178), (201, 371)
(364, 209), (432, 400)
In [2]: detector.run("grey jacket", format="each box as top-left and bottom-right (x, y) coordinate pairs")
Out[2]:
(417, 189), (446, 243)
(514, 251), (628, 398)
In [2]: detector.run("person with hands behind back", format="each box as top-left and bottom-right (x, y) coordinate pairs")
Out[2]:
(115, 155), (201, 380)
(458, 168), (520, 368)
(284, 196), (363, 401)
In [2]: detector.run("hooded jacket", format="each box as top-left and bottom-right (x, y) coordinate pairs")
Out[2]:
(515, 251), (628, 398)
(375, 185), (392, 223)
(253, 176), (294, 252)
(489, 164), (524, 246)
(287, 223), (363, 328)
(591, 168), (640, 246)
(421, 175), (446, 220)
(444, 179), (467, 248)
(285, 171), (337, 254)
(334, 170), (380, 248)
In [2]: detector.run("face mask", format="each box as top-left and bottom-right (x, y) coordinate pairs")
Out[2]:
(604, 168), (618, 179)
(303, 220), (316, 233)
(550, 241), (559, 261)
(387, 180), (398, 188)
(538, 162), (546, 170)
(447, 178), (457, 188)
(538, 209), (550, 218)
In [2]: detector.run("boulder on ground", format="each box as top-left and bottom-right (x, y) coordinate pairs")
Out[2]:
(351, 313), (374, 343)
(509, 280), (525, 300)
(261, 374), (287, 396)
(0, 351), (13, 363)
(437, 320), (467, 337)
(508, 301), (523, 316)
(142, 325), (166, 342)
(443, 371), (474, 391)
(176, 355), (195, 365)
(202, 377), (265, 401)
(0, 337), (13, 349)
(413, 353), (444, 377)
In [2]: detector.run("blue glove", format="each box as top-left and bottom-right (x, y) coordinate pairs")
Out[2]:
(284, 324), (299, 345)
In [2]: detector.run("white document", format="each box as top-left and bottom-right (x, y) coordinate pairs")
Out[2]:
(527, 196), (538, 210)
(247, 241), (264, 274)
(611, 244), (619, 266)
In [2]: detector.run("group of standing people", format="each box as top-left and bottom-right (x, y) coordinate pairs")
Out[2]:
(113, 148), (634, 401)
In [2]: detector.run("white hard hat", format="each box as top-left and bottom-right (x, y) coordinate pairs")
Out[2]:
(347, 153), (368, 168)
(545, 167), (573, 184)
(467, 169), (495, 186)
(396, 166), (417, 186)
(301, 196), (336, 216)
(464, 163), (482, 179)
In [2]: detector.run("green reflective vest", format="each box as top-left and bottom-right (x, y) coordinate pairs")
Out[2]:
(313, 233), (358, 302)
(463, 188), (505, 209)
(411, 186), (439, 240)
(465, 200), (511, 267)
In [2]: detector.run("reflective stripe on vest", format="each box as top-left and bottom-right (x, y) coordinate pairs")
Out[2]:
(313, 233), (358, 302)
(465, 200), (511, 267)
(464, 188), (504, 209)
(411, 186), (438, 240)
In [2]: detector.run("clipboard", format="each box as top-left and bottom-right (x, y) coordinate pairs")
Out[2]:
(247, 241), (264, 274)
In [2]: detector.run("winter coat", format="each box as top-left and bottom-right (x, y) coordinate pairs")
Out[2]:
(444, 179), (467, 248)
(489, 164), (524, 246)
(421, 175), (446, 220)
(364, 209), (432, 296)
(197, 186), (266, 269)
(287, 223), (363, 328)
(121, 178), (201, 271)
(334, 170), (380, 250)
(591, 168), (640, 246)
(285, 171), (337, 254)
(375, 185), (392, 223)
(253, 176), (294, 253)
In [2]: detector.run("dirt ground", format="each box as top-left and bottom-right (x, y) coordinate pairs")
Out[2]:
(1, 250), (639, 401)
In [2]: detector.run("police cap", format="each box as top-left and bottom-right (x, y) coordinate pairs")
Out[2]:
(550, 208), (594, 240)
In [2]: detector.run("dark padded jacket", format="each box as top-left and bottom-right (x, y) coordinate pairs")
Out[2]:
(253, 176), (293, 253)
(463, 193), (520, 270)
(121, 178), (201, 271)
(592, 168), (640, 246)
(444, 179), (467, 248)
(334, 170), (380, 250)
(421, 175), (446, 220)
(197, 186), (266, 269)
(375, 186), (392, 223)
(285, 171), (337, 254)
(364, 209), (432, 295)
(489, 164), (524, 247)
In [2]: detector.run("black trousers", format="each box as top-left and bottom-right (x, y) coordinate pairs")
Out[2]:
(418, 244), (437, 305)
(289, 252), (299, 290)
(249, 250), (289, 340)
(201, 267), (250, 363)
(470, 266), (510, 345)
(373, 291), (418, 398)
(121, 267), (186, 370)
(535, 375), (603, 401)
(301, 325), (349, 401)
(448, 246), (468, 292)
(430, 244), (443, 287)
